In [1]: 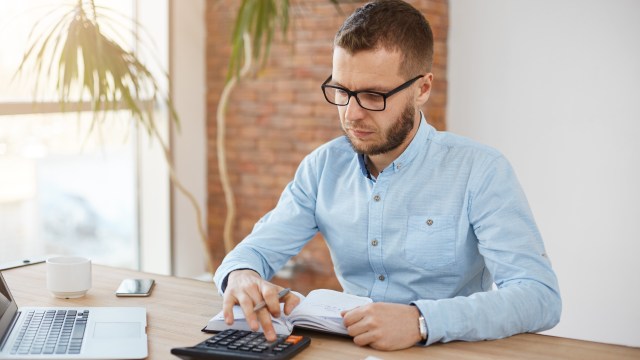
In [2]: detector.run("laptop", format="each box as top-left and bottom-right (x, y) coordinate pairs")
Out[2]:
(0, 271), (147, 359)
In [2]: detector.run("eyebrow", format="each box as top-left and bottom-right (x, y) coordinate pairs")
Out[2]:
(330, 79), (390, 93)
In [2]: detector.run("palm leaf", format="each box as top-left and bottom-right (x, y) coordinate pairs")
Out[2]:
(12, 0), (212, 269)
(227, 0), (341, 81)
(228, 0), (291, 81)
(14, 0), (179, 134)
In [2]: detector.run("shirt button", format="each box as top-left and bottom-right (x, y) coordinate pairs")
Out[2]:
(426, 219), (434, 226)
(371, 239), (379, 246)
(373, 195), (381, 202)
(378, 275), (385, 281)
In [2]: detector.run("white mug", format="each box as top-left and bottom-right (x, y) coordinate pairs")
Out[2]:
(46, 256), (92, 298)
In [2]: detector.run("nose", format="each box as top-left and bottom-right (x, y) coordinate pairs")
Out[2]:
(344, 95), (367, 122)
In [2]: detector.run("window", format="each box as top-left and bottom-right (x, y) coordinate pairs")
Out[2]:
(0, 0), (170, 272)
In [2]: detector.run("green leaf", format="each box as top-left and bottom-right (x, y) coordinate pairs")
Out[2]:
(14, 0), (180, 140)
(227, 0), (309, 82)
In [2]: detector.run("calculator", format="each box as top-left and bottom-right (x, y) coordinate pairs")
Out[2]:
(171, 329), (311, 360)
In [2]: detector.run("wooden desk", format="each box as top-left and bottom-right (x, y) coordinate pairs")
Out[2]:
(2, 264), (639, 359)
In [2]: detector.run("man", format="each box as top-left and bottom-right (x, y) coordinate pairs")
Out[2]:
(214, 0), (561, 351)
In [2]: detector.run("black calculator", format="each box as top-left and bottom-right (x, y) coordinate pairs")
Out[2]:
(171, 329), (311, 360)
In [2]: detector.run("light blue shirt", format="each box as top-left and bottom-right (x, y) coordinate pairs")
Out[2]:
(214, 116), (561, 345)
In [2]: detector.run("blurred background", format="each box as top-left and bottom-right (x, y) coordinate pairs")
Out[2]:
(0, 0), (638, 348)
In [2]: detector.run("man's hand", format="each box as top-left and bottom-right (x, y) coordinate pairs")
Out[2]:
(341, 302), (423, 350)
(222, 270), (300, 341)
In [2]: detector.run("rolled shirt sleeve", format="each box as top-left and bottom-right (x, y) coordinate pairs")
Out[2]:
(213, 153), (320, 294)
(413, 155), (561, 345)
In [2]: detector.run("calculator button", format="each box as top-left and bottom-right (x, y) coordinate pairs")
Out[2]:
(285, 335), (303, 344)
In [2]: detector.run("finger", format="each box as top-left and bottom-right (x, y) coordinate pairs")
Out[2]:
(368, 335), (396, 351)
(256, 306), (278, 341)
(353, 329), (376, 347)
(262, 286), (282, 318)
(222, 293), (238, 325)
(340, 304), (362, 319)
(345, 314), (369, 338)
(237, 291), (262, 331)
(341, 306), (365, 328)
(282, 293), (301, 315)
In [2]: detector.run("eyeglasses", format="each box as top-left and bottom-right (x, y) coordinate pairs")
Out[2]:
(321, 75), (424, 111)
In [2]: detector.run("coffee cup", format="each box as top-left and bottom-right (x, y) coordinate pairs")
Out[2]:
(46, 256), (92, 298)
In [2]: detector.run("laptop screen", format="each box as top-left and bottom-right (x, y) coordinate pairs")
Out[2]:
(0, 272), (19, 347)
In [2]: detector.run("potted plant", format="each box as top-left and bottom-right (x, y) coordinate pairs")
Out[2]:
(14, 0), (210, 271)
(217, 0), (341, 253)
(15, 0), (341, 272)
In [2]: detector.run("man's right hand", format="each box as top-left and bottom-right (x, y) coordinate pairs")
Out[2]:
(222, 269), (300, 341)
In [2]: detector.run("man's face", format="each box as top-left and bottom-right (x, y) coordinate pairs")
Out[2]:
(331, 47), (420, 156)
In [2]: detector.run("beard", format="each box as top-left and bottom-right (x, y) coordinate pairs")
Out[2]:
(343, 104), (415, 156)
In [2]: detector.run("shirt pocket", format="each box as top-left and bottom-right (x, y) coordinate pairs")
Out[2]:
(403, 215), (457, 270)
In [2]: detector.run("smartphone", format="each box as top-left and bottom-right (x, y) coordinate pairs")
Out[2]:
(115, 278), (155, 297)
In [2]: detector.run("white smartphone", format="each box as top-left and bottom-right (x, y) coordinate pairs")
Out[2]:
(115, 278), (155, 297)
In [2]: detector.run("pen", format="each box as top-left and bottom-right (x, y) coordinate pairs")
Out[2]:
(253, 288), (290, 312)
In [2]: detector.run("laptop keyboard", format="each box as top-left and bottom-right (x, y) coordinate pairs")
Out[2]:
(10, 309), (89, 355)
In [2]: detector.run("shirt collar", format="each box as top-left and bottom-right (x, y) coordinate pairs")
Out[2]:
(356, 112), (433, 178)
(357, 152), (371, 178)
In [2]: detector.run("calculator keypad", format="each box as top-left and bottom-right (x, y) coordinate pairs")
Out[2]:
(205, 329), (289, 353)
(171, 329), (311, 360)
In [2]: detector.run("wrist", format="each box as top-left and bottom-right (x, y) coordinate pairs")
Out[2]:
(222, 268), (259, 292)
(229, 268), (259, 278)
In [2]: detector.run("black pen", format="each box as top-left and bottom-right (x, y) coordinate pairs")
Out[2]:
(253, 288), (291, 312)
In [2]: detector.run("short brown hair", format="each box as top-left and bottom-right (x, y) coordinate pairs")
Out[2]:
(334, 0), (434, 77)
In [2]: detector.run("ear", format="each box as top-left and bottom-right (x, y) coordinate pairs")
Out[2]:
(415, 73), (433, 106)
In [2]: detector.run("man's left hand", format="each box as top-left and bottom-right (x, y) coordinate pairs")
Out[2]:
(341, 302), (423, 350)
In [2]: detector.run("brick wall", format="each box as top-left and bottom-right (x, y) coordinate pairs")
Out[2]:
(206, 0), (448, 294)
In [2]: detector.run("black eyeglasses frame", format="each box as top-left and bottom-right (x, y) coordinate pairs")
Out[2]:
(321, 74), (424, 111)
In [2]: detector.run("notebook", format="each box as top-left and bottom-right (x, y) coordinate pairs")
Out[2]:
(204, 289), (372, 336)
(0, 271), (147, 359)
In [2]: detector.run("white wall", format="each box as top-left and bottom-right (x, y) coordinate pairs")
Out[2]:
(448, 0), (640, 347)
(170, 0), (208, 277)
(138, 0), (171, 275)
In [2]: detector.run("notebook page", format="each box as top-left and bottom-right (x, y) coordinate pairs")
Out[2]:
(290, 289), (372, 318)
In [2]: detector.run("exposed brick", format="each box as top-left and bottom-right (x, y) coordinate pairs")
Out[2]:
(206, 0), (448, 291)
